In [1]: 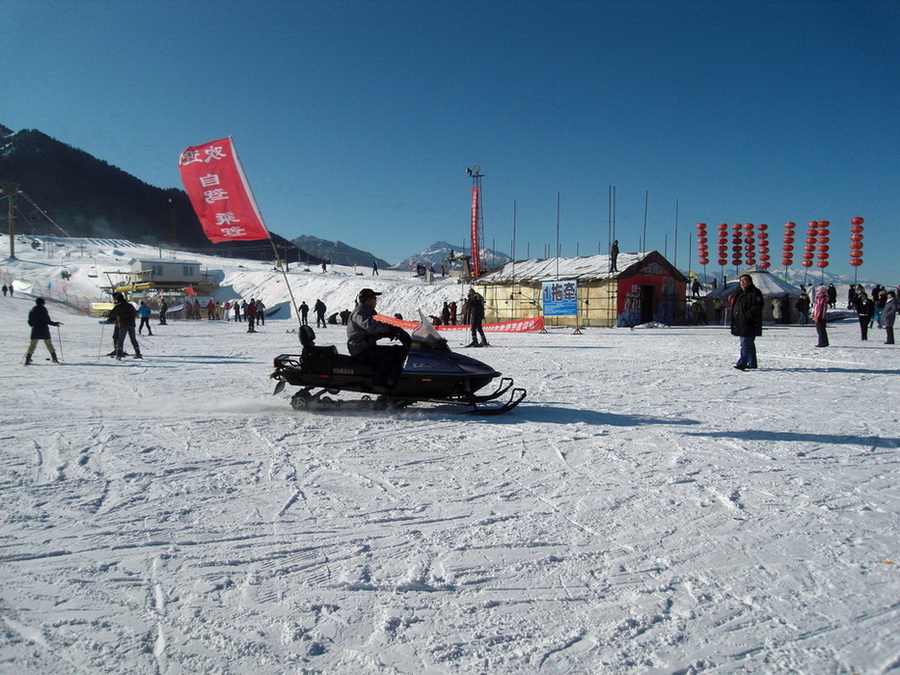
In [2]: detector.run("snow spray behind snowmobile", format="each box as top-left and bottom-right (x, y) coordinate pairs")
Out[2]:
(270, 313), (525, 414)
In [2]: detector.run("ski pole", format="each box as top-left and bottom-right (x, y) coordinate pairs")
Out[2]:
(56, 325), (64, 362)
(99, 321), (106, 357)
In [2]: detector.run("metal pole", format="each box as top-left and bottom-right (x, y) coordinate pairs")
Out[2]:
(2, 182), (19, 259)
(56, 325), (64, 362)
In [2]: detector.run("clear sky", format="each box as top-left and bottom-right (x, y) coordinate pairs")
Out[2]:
(2, 0), (897, 282)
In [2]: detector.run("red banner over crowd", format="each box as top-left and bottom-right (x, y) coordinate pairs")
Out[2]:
(178, 137), (270, 244)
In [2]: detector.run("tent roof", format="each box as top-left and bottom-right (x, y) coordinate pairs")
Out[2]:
(707, 267), (803, 298)
(479, 250), (686, 284)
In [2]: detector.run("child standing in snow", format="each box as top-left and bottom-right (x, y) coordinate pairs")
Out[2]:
(24, 298), (62, 365)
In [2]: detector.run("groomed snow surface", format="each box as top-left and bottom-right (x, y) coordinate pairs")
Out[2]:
(1, 239), (898, 673)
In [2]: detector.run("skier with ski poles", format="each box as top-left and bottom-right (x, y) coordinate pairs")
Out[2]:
(24, 297), (63, 365)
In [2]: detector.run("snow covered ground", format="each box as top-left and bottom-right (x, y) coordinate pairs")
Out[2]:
(1, 237), (898, 673)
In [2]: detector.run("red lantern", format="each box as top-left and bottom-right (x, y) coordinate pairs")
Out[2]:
(817, 244), (830, 252)
(849, 218), (865, 268)
(817, 260), (829, 268)
(801, 260), (813, 268)
(718, 258), (728, 266)
(696, 222), (707, 230)
(783, 244), (794, 252)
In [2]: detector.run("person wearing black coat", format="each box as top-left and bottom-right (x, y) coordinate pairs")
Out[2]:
(108, 292), (142, 359)
(854, 290), (875, 341)
(730, 274), (764, 370)
(25, 298), (62, 365)
(882, 291), (897, 345)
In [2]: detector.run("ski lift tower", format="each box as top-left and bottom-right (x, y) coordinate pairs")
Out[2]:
(1, 182), (20, 260)
(466, 166), (485, 278)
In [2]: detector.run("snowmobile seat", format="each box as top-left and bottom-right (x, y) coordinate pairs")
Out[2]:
(299, 325), (338, 358)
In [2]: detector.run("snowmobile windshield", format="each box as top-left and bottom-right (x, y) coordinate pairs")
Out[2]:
(410, 310), (449, 350)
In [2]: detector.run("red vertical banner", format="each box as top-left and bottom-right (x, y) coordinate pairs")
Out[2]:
(178, 137), (270, 244)
(470, 185), (481, 277)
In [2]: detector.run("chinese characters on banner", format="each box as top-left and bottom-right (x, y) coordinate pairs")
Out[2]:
(541, 280), (578, 316)
(178, 137), (270, 244)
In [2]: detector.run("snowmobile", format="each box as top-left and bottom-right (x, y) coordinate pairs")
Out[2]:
(270, 313), (525, 415)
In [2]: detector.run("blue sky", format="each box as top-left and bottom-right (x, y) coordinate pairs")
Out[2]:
(2, 0), (897, 282)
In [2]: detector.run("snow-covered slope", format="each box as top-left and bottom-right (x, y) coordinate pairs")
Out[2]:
(0, 236), (897, 673)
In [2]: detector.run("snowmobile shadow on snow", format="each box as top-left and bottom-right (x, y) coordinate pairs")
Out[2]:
(270, 314), (525, 415)
(492, 406), (702, 427)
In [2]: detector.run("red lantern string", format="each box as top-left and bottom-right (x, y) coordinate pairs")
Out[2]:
(743, 223), (756, 267)
(816, 220), (830, 271)
(849, 217), (865, 276)
(696, 222), (709, 266)
(757, 223), (770, 269)
(782, 221), (796, 269)
(732, 223), (743, 270)
(801, 221), (816, 270)
(717, 223), (728, 267)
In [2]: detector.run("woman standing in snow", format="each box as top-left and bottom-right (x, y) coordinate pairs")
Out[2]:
(853, 289), (874, 341)
(812, 285), (829, 347)
(730, 274), (764, 370)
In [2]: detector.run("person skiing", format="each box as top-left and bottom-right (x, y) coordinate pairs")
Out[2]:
(24, 297), (62, 365)
(466, 288), (488, 347)
(138, 301), (153, 335)
(108, 292), (142, 360)
(299, 301), (309, 326)
(246, 298), (258, 333)
(346, 288), (410, 390)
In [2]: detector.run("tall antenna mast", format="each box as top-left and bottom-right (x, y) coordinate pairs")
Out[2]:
(466, 166), (485, 278)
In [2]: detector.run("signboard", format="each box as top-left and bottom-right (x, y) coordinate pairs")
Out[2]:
(542, 280), (578, 316)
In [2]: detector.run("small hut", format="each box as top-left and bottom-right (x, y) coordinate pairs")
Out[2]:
(475, 250), (688, 328)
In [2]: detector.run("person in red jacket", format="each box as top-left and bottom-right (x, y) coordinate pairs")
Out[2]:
(246, 298), (258, 333)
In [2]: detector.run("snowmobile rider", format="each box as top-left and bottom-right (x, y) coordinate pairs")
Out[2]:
(347, 288), (411, 389)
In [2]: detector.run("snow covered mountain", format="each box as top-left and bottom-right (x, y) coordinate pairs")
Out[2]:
(290, 234), (391, 269)
(393, 240), (512, 271)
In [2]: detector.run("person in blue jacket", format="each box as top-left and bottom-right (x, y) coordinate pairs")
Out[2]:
(138, 301), (153, 336)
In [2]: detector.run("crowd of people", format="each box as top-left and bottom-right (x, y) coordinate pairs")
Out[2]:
(728, 277), (898, 369)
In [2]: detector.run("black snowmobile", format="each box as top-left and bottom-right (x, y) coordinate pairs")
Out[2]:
(270, 314), (525, 415)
